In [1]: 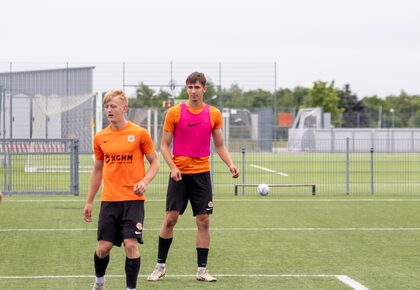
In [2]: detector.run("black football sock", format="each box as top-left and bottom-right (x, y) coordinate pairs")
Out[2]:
(197, 248), (209, 268)
(157, 236), (173, 264)
(125, 257), (141, 289)
(94, 252), (109, 277)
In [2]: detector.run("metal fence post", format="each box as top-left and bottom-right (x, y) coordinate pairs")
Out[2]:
(273, 62), (277, 140)
(346, 138), (350, 195)
(370, 147), (374, 195)
(70, 139), (80, 196)
(7, 144), (12, 194)
(0, 87), (5, 194)
(241, 146), (246, 195)
(9, 62), (13, 139)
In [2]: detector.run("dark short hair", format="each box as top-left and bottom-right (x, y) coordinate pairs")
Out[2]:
(186, 72), (206, 86)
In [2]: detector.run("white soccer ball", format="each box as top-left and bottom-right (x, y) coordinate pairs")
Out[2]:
(257, 184), (270, 196)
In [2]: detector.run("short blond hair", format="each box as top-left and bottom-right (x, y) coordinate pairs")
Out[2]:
(103, 89), (128, 105)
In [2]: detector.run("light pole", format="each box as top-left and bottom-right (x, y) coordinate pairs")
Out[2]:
(390, 108), (395, 128)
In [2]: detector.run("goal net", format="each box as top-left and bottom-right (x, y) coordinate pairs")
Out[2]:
(18, 92), (97, 173)
(288, 108), (322, 151)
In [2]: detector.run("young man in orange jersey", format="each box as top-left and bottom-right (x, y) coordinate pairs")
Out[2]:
(83, 89), (160, 290)
(148, 72), (239, 282)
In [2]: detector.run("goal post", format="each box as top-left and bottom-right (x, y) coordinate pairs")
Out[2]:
(20, 92), (96, 173)
(234, 183), (316, 196)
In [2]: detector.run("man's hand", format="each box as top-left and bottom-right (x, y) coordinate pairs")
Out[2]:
(229, 165), (240, 178)
(134, 180), (147, 196)
(170, 167), (182, 182)
(83, 203), (93, 222)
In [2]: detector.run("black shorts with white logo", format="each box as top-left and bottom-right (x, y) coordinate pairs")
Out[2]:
(98, 200), (145, 246)
(166, 171), (213, 216)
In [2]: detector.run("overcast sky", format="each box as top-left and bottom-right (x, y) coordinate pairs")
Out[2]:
(1, 0), (419, 97)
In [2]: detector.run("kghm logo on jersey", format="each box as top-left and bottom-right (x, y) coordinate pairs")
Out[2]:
(128, 135), (135, 142)
(104, 154), (133, 164)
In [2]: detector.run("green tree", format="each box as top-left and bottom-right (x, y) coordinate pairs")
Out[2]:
(130, 83), (158, 108)
(292, 86), (311, 106)
(275, 88), (294, 108)
(274, 86), (310, 114)
(364, 92), (420, 128)
(243, 89), (272, 110)
(203, 82), (218, 107)
(338, 84), (370, 127)
(409, 95), (420, 127)
(387, 92), (420, 128)
(306, 81), (342, 127)
(362, 95), (385, 127)
(219, 84), (244, 109)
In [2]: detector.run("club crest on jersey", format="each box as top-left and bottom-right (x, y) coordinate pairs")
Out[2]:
(128, 135), (135, 142)
(136, 222), (143, 230)
(207, 201), (213, 208)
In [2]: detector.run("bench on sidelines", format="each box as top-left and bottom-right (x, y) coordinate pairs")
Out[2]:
(234, 183), (316, 196)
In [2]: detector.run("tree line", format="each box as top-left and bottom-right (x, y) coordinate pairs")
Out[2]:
(129, 81), (420, 128)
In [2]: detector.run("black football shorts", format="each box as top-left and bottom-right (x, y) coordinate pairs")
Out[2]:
(166, 171), (213, 216)
(97, 200), (145, 246)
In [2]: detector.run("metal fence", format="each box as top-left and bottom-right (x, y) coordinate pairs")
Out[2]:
(229, 139), (420, 195)
(0, 139), (79, 195)
(1, 62), (418, 151)
(72, 138), (419, 196)
(1, 138), (418, 196)
(0, 62), (419, 196)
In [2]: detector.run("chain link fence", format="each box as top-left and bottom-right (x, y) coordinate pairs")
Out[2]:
(0, 62), (419, 196)
(0, 139), (79, 195)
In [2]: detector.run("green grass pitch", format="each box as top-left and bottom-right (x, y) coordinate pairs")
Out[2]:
(1, 193), (419, 289)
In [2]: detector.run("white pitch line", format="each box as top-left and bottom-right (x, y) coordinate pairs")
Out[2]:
(0, 274), (335, 279)
(336, 275), (370, 290)
(0, 273), (370, 289)
(250, 164), (289, 176)
(1, 227), (420, 232)
(4, 200), (87, 203)
(214, 199), (420, 202)
(3, 198), (420, 204)
(4, 198), (420, 203)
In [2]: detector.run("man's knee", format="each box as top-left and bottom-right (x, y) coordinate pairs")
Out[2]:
(196, 214), (209, 229)
(164, 212), (179, 228)
(124, 240), (139, 258)
(96, 243), (112, 258)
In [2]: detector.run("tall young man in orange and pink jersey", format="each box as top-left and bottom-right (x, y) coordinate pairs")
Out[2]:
(148, 72), (239, 282)
(83, 89), (160, 290)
